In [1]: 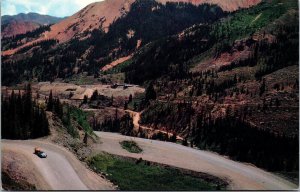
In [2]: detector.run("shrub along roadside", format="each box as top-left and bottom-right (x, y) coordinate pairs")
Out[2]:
(120, 140), (143, 153)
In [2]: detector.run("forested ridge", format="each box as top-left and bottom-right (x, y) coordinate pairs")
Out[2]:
(140, 100), (298, 172)
(1, 0), (226, 85)
(123, 0), (298, 84)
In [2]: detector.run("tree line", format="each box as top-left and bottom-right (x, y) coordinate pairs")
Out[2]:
(141, 100), (298, 172)
(2, 84), (49, 139)
(92, 108), (134, 136)
(191, 111), (299, 172)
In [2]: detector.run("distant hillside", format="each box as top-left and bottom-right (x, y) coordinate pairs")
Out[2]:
(39, 0), (261, 43)
(1, 13), (63, 37)
(1, 0), (227, 84)
(157, 0), (262, 12)
(1, 0), (261, 51)
(2, 12), (63, 25)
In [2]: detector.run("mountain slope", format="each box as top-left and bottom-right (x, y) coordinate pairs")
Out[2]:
(42, 0), (261, 43)
(1, 13), (63, 38)
(157, 0), (262, 12)
(41, 0), (135, 43)
(126, 0), (298, 173)
(2, 0), (227, 84)
(1, 20), (40, 38)
(2, 0), (261, 53)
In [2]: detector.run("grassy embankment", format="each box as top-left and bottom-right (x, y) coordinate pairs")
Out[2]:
(87, 153), (225, 190)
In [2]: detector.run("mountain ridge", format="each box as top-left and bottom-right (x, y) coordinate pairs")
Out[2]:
(1, 12), (63, 38)
(2, 12), (63, 25)
(2, 0), (261, 54)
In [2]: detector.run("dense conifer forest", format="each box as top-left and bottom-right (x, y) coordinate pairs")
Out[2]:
(1, 85), (49, 139)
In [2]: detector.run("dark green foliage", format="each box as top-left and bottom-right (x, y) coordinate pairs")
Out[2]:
(1, 84), (49, 139)
(127, 93), (147, 111)
(123, 0), (297, 85)
(210, 0), (290, 44)
(93, 112), (134, 136)
(69, 106), (93, 134)
(170, 132), (177, 142)
(88, 153), (221, 190)
(60, 105), (94, 138)
(15, 39), (58, 54)
(61, 105), (79, 138)
(141, 101), (194, 133)
(192, 114), (299, 172)
(259, 79), (266, 96)
(218, 24), (298, 79)
(254, 26), (299, 79)
(145, 82), (157, 102)
(141, 100), (299, 172)
(90, 90), (99, 101)
(152, 132), (169, 141)
(46, 94), (92, 137)
(53, 98), (63, 119)
(182, 137), (188, 146)
(124, 24), (212, 84)
(46, 90), (54, 111)
(46, 90), (63, 119)
(128, 94), (133, 103)
(82, 95), (88, 104)
(120, 140), (143, 153)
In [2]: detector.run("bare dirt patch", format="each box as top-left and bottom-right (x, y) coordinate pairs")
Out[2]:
(2, 148), (50, 190)
(34, 82), (144, 101)
(101, 55), (132, 72)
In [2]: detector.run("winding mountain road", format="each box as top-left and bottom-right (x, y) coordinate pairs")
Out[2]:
(2, 139), (114, 190)
(94, 131), (298, 190)
(2, 132), (298, 190)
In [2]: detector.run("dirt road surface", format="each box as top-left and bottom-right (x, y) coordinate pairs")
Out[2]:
(125, 110), (183, 140)
(2, 139), (114, 190)
(94, 131), (298, 190)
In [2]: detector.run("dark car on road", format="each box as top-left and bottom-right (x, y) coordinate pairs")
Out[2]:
(34, 147), (47, 158)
